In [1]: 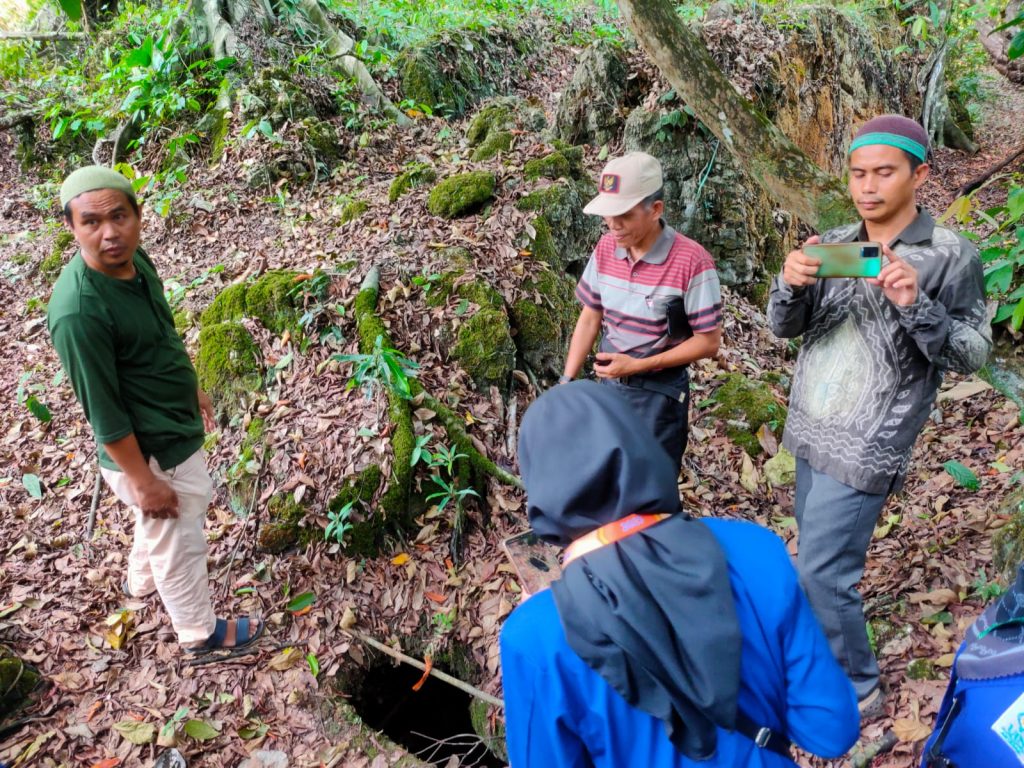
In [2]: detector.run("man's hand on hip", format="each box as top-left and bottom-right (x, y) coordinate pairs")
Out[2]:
(131, 475), (179, 519)
(198, 388), (215, 432)
(782, 235), (822, 288)
(594, 352), (641, 379)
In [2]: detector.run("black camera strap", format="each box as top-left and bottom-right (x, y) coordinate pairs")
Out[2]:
(734, 711), (792, 759)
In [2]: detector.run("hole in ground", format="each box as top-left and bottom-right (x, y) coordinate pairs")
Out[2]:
(348, 659), (504, 767)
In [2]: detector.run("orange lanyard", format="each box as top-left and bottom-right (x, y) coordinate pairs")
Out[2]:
(562, 513), (670, 566)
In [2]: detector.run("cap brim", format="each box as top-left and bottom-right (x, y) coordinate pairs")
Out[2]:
(582, 193), (647, 217)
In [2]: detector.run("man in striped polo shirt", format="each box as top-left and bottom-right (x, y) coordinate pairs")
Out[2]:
(560, 152), (723, 469)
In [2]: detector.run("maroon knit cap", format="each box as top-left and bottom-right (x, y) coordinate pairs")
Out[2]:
(850, 115), (928, 161)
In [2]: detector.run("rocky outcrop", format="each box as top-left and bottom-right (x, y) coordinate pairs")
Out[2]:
(558, 6), (917, 292)
(553, 39), (647, 146)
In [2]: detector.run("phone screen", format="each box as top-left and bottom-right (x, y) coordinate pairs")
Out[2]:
(502, 531), (562, 597)
(804, 242), (883, 278)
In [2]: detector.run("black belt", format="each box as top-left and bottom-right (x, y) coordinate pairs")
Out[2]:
(735, 711), (792, 759)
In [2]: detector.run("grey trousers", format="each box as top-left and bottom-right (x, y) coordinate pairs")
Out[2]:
(794, 457), (886, 699)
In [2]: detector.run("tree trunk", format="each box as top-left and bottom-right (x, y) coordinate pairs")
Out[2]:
(977, 15), (1024, 84)
(615, 0), (856, 233)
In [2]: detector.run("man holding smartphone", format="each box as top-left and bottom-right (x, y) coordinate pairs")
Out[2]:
(767, 115), (991, 718)
(560, 152), (723, 470)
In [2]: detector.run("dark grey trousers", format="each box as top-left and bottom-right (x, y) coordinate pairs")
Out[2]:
(603, 375), (689, 470)
(794, 457), (886, 700)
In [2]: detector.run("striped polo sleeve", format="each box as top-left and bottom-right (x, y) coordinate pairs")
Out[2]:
(575, 250), (603, 311)
(683, 244), (722, 333)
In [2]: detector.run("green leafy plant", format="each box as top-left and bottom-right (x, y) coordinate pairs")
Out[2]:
(164, 264), (225, 310)
(943, 459), (980, 491)
(415, 442), (480, 513)
(288, 269), (346, 351)
(971, 569), (1007, 600)
(17, 370), (58, 423)
(333, 334), (419, 400)
(325, 501), (355, 544)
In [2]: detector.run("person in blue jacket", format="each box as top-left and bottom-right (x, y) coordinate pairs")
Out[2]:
(500, 380), (860, 767)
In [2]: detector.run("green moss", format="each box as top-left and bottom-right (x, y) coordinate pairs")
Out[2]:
(906, 658), (938, 681)
(172, 308), (194, 337)
(712, 373), (787, 457)
(196, 322), (263, 410)
(524, 151), (571, 181)
(510, 269), (577, 375)
(524, 215), (557, 265)
(41, 230), (73, 283)
(340, 199), (369, 224)
(329, 465), (383, 512)
(245, 271), (301, 334)
(993, 489), (1024, 583)
(467, 102), (514, 146)
(451, 307), (516, 390)
(388, 162), (438, 203)
(458, 279), (504, 311)
(258, 494), (307, 554)
(0, 655), (40, 714)
(427, 171), (496, 219)
(470, 130), (513, 162)
(295, 118), (344, 165)
(201, 283), (249, 327)
(550, 140), (586, 179)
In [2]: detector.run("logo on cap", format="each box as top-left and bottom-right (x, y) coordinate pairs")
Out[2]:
(601, 174), (621, 194)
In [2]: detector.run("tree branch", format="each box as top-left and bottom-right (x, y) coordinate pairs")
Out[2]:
(614, 0), (856, 232)
(0, 32), (86, 41)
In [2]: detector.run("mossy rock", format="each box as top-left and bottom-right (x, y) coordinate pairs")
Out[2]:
(227, 417), (267, 512)
(470, 130), (514, 162)
(516, 178), (601, 270)
(196, 322), (263, 411)
(201, 271), (301, 335)
(510, 269), (578, 377)
(451, 307), (516, 390)
(172, 308), (194, 338)
(239, 67), (317, 127)
(340, 199), (369, 225)
(427, 172), (496, 219)
(329, 464), (385, 557)
(992, 488), (1024, 583)
(0, 654), (41, 718)
(201, 283), (249, 327)
(524, 151), (571, 182)
(295, 118), (345, 165)
(399, 29), (534, 117)
(906, 657), (939, 681)
(763, 446), (796, 487)
(257, 494), (307, 554)
(388, 162), (438, 203)
(41, 230), (74, 283)
(711, 372), (787, 457)
(467, 101), (516, 146)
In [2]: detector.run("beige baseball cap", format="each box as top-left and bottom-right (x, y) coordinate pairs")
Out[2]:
(582, 152), (663, 217)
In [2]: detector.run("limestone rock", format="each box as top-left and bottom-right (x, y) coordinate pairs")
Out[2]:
(510, 269), (578, 378)
(388, 161), (437, 203)
(992, 488), (1024, 583)
(195, 322), (262, 413)
(711, 373), (786, 457)
(554, 40), (642, 146)
(764, 447), (796, 487)
(623, 107), (793, 288)
(516, 178), (601, 271)
(399, 28), (535, 117)
(427, 171), (496, 219)
(451, 307), (516, 391)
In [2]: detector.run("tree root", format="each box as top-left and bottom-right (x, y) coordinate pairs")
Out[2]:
(350, 267), (522, 544)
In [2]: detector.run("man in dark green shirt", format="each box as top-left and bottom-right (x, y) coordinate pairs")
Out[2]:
(48, 166), (262, 653)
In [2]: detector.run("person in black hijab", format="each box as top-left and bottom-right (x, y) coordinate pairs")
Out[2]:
(499, 380), (859, 767)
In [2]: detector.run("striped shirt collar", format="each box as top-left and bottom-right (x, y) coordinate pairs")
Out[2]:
(841, 207), (936, 246)
(613, 221), (677, 265)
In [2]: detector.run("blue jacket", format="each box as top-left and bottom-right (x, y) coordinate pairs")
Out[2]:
(499, 519), (860, 767)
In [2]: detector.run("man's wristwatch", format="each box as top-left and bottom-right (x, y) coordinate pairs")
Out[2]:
(558, 375), (573, 385)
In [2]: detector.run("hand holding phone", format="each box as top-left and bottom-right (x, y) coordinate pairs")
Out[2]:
(502, 531), (562, 598)
(782, 235), (823, 288)
(803, 242), (883, 279)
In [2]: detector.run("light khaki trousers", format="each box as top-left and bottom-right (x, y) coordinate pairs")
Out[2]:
(101, 450), (217, 644)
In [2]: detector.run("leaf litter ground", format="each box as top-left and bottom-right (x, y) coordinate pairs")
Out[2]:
(1, 39), (1023, 768)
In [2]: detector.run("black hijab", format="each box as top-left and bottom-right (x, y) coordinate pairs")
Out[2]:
(518, 380), (742, 759)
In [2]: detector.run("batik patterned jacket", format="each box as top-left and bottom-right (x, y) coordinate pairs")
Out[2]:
(767, 210), (991, 494)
